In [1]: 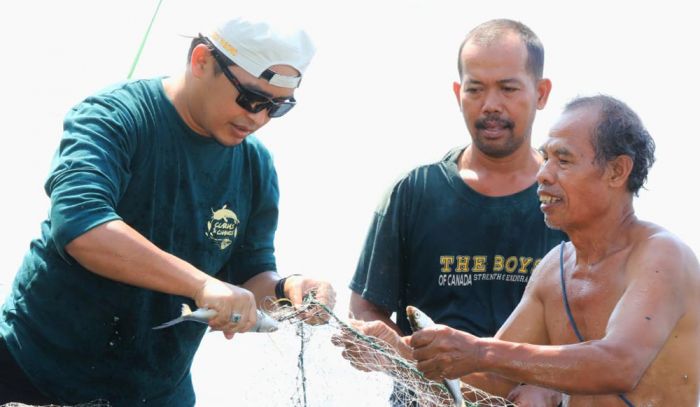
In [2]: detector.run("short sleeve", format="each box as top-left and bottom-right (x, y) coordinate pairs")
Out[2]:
(45, 94), (138, 260)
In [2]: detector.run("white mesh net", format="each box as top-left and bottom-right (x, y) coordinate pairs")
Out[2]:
(2, 298), (514, 407)
(256, 297), (515, 407)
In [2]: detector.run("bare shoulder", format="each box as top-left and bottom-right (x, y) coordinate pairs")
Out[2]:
(527, 241), (567, 294)
(629, 221), (700, 279)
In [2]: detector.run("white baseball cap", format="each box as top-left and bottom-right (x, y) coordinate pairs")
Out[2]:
(206, 17), (315, 89)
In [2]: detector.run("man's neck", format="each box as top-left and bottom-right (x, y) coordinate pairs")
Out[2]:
(458, 143), (542, 174)
(568, 203), (638, 266)
(457, 144), (542, 197)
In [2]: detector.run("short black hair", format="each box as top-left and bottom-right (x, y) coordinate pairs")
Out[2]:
(457, 19), (544, 80)
(565, 95), (656, 195)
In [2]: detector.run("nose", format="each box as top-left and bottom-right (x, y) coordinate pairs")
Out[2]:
(482, 89), (503, 114)
(536, 159), (555, 186)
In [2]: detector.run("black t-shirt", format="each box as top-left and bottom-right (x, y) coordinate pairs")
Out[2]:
(350, 147), (567, 337)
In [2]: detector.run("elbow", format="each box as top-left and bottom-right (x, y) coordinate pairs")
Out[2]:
(64, 233), (87, 259)
(604, 363), (643, 394)
(596, 378), (638, 395)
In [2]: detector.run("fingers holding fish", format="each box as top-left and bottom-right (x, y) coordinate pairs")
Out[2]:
(193, 277), (257, 335)
(217, 301), (257, 338)
(410, 324), (482, 380)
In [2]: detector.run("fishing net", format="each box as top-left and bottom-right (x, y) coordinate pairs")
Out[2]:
(253, 296), (515, 407)
(0, 402), (110, 407)
(0, 298), (513, 407)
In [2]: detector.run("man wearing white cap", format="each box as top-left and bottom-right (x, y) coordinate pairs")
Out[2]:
(0, 17), (335, 405)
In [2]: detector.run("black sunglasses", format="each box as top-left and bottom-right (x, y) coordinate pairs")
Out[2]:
(201, 37), (296, 118)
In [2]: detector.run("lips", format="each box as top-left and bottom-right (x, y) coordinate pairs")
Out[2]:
(475, 117), (514, 131)
(229, 122), (252, 138)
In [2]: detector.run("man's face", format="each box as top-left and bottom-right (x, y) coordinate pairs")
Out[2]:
(536, 106), (608, 231)
(454, 33), (549, 158)
(191, 46), (297, 146)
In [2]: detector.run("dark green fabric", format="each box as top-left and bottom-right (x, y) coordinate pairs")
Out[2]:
(0, 78), (279, 406)
(350, 147), (567, 337)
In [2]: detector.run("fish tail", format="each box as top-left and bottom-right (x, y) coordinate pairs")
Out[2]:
(180, 303), (193, 317)
(152, 316), (185, 330)
(152, 304), (197, 330)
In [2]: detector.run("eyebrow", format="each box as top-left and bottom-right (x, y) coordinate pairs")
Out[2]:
(465, 78), (523, 86)
(540, 145), (574, 158)
(554, 147), (574, 157)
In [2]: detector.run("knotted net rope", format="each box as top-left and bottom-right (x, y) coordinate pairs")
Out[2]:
(263, 296), (514, 407)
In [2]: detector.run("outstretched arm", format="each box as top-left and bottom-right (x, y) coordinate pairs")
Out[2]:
(413, 235), (688, 394)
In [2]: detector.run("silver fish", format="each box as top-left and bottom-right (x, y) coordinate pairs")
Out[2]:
(152, 303), (279, 333)
(406, 305), (464, 407)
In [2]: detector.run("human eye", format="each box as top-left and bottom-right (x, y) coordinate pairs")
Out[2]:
(243, 88), (274, 106)
(557, 155), (572, 166)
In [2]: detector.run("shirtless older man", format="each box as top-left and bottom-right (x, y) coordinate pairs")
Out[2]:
(345, 95), (699, 406)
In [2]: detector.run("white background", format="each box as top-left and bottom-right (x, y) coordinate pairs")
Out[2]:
(1, 1), (698, 405)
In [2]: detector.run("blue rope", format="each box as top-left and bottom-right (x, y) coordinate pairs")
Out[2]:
(559, 241), (635, 407)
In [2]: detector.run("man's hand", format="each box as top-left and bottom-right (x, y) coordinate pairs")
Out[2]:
(411, 325), (481, 381)
(508, 384), (562, 407)
(193, 277), (257, 339)
(282, 275), (336, 324)
(332, 319), (412, 372)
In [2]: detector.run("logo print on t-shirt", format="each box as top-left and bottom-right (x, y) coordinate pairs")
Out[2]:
(205, 204), (240, 250)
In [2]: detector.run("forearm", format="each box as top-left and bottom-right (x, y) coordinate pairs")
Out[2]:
(477, 338), (640, 394)
(240, 271), (278, 304)
(65, 220), (210, 299)
(349, 292), (402, 335)
(460, 372), (518, 399)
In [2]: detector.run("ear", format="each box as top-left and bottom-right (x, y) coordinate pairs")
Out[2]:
(189, 44), (211, 79)
(606, 155), (634, 189)
(535, 78), (552, 110)
(452, 81), (462, 108)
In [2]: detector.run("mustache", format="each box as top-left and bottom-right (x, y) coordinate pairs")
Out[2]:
(475, 115), (514, 130)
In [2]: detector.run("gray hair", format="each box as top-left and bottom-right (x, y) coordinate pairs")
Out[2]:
(565, 95), (655, 195)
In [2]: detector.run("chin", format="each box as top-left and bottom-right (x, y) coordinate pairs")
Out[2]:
(543, 216), (563, 231)
(213, 135), (246, 147)
(216, 128), (250, 146)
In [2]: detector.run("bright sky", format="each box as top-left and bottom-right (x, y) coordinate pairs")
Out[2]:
(1, 1), (698, 404)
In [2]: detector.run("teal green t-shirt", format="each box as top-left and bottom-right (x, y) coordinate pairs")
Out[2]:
(350, 147), (567, 337)
(0, 78), (279, 405)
